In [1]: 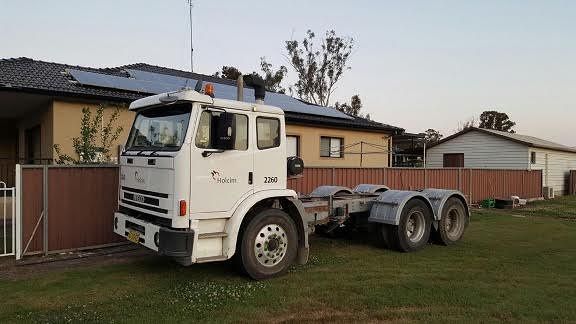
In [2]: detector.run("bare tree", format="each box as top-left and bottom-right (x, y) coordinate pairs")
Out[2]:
(285, 30), (354, 106)
(456, 117), (477, 132)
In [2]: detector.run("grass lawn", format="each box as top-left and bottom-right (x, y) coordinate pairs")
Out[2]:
(1, 196), (575, 323)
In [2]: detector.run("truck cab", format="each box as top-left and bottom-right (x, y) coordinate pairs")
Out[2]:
(114, 83), (308, 279)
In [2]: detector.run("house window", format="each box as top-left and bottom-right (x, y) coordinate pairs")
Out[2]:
(530, 152), (536, 164)
(320, 136), (343, 158)
(443, 153), (464, 168)
(287, 135), (299, 157)
(257, 117), (280, 150)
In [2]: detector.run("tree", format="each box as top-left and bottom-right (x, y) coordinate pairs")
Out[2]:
(456, 117), (477, 132)
(212, 66), (242, 80)
(54, 105), (124, 164)
(259, 57), (288, 93)
(479, 110), (516, 133)
(285, 29), (354, 106)
(424, 129), (443, 144)
(335, 94), (363, 116)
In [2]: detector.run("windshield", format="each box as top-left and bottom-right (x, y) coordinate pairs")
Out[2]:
(125, 103), (192, 151)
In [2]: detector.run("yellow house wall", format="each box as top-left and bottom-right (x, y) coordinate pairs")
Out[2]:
(286, 124), (391, 167)
(50, 100), (391, 167)
(52, 100), (135, 162)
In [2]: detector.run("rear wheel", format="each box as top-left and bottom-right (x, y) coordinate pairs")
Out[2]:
(434, 197), (468, 245)
(238, 209), (298, 280)
(385, 199), (432, 252)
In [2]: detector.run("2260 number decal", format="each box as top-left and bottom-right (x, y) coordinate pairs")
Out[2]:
(264, 176), (278, 183)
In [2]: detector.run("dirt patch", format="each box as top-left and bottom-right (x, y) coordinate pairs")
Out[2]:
(0, 244), (154, 280)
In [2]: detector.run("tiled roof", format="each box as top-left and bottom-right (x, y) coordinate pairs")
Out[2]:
(0, 57), (403, 133)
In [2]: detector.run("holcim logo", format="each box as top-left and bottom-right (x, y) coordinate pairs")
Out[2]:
(211, 170), (238, 184)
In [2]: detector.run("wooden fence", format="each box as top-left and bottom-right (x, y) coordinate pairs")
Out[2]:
(15, 165), (543, 258)
(288, 168), (543, 203)
(18, 165), (122, 257)
(570, 170), (576, 195)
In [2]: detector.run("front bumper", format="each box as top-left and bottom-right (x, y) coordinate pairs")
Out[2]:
(114, 212), (194, 257)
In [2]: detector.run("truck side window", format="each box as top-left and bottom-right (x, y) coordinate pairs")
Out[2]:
(257, 117), (280, 150)
(195, 110), (248, 150)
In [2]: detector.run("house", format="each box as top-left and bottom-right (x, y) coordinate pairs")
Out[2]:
(426, 127), (576, 195)
(0, 57), (403, 186)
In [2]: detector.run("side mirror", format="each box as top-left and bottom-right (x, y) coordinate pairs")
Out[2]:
(212, 112), (235, 150)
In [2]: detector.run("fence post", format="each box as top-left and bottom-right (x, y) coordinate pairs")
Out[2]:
(424, 168), (427, 188)
(43, 165), (48, 256)
(15, 165), (21, 260)
(458, 168), (462, 192)
(331, 168), (335, 186)
(469, 169), (473, 203)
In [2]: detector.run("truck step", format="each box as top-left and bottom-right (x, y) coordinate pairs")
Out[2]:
(196, 255), (227, 263)
(197, 232), (228, 239)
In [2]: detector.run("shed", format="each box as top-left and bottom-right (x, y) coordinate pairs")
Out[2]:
(426, 127), (576, 195)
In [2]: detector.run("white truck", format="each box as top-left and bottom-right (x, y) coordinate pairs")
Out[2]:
(113, 76), (469, 280)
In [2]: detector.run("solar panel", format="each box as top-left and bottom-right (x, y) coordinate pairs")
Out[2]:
(67, 69), (181, 94)
(126, 70), (352, 119)
(69, 68), (353, 120)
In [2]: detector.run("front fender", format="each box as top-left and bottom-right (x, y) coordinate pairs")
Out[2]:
(222, 189), (298, 259)
(368, 190), (434, 225)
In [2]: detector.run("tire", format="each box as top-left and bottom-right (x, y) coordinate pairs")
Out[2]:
(237, 209), (298, 280)
(386, 199), (432, 252)
(434, 197), (468, 245)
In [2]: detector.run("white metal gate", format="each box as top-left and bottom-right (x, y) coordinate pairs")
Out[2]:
(0, 181), (15, 257)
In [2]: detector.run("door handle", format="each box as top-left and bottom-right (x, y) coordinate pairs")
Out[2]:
(248, 172), (253, 185)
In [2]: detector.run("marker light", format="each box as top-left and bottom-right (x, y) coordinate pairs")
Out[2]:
(204, 83), (215, 98)
(179, 200), (187, 217)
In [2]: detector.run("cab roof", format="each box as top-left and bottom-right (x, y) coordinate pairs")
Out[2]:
(129, 89), (285, 115)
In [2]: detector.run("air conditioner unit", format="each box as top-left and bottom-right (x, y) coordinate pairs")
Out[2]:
(543, 186), (555, 199)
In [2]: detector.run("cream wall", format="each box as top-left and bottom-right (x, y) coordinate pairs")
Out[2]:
(52, 100), (135, 162)
(286, 124), (391, 168)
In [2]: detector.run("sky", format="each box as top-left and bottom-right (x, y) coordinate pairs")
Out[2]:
(1, 0), (575, 146)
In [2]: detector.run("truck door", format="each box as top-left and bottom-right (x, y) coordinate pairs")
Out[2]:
(190, 107), (253, 213)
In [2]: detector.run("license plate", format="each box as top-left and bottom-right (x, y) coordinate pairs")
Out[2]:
(127, 230), (140, 244)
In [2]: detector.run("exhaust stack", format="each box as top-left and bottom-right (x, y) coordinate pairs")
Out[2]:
(236, 75), (244, 101)
(242, 75), (266, 104)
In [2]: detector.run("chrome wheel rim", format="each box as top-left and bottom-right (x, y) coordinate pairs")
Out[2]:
(406, 210), (426, 243)
(445, 208), (463, 240)
(254, 224), (288, 267)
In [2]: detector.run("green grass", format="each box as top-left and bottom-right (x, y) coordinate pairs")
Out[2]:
(1, 197), (576, 323)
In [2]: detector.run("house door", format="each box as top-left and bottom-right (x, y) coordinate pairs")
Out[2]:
(25, 126), (41, 164)
(443, 153), (464, 168)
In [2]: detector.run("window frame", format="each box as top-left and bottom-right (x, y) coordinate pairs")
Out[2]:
(194, 108), (249, 151)
(443, 153), (464, 168)
(530, 152), (536, 164)
(320, 136), (344, 158)
(286, 135), (300, 157)
(256, 116), (281, 150)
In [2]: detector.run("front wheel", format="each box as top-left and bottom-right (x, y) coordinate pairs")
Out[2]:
(385, 199), (432, 252)
(238, 209), (298, 280)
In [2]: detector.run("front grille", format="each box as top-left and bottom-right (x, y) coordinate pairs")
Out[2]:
(122, 186), (169, 198)
(124, 192), (160, 206)
(119, 205), (172, 228)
